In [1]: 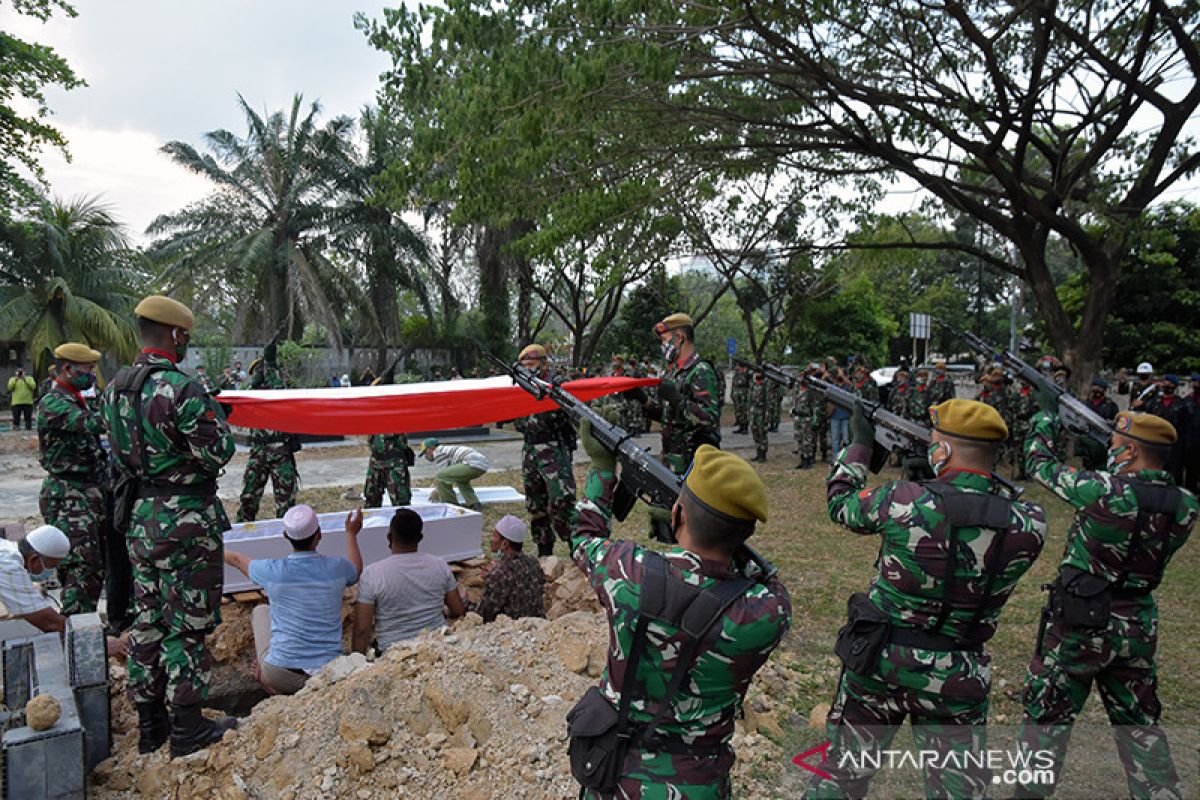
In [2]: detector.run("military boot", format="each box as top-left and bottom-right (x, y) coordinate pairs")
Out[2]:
(754, 447), (768, 462)
(136, 701), (170, 754)
(170, 703), (237, 758)
(537, 542), (554, 558)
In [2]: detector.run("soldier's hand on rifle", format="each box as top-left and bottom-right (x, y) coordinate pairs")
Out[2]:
(657, 380), (683, 408)
(1077, 435), (1107, 468)
(579, 419), (616, 472)
(850, 401), (875, 447)
(1033, 384), (1059, 415)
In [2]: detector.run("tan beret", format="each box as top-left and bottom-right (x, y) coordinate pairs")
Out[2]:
(1113, 412), (1177, 445)
(683, 444), (767, 525)
(519, 344), (548, 360)
(654, 312), (694, 333)
(53, 343), (100, 364)
(134, 295), (195, 330)
(929, 399), (1008, 442)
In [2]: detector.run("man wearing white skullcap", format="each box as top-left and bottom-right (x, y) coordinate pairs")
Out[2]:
(0, 525), (126, 655)
(472, 514), (545, 622)
(225, 505), (364, 695)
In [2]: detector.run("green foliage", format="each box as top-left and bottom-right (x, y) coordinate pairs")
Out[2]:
(787, 275), (897, 367)
(275, 339), (321, 387)
(0, 0), (85, 212)
(0, 195), (144, 374)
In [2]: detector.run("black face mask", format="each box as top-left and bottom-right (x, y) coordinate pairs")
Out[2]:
(1092, 391), (1104, 399)
(1164, 386), (1176, 395)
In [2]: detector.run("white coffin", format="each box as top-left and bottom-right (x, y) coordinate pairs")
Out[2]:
(409, 486), (525, 505)
(222, 503), (483, 594)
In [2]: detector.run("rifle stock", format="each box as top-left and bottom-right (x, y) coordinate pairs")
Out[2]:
(487, 352), (777, 581)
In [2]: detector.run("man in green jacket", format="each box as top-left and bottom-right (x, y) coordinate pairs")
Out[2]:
(8, 365), (37, 430)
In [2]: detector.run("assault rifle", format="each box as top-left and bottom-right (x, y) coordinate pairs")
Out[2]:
(486, 352), (777, 580)
(935, 318), (1111, 444)
(732, 357), (797, 387)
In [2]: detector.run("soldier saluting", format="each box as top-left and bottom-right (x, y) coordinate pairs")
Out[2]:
(1017, 405), (1198, 798)
(808, 399), (1048, 798)
(102, 296), (238, 757)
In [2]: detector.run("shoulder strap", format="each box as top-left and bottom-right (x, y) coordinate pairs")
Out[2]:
(1121, 479), (1184, 589)
(110, 363), (172, 475)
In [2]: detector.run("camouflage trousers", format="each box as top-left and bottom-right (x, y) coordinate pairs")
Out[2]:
(793, 422), (817, 462)
(236, 445), (298, 522)
(523, 443), (577, 553)
(584, 747), (735, 800)
(363, 457), (412, 507)
(40, 477), (105, 615)
(751, 407), (769, 457)
(805, 649), (992, 799)
(770, 391), (783, 430)
(127, 497), (227, 707)
(1017, 607), (1180, 799)
(733, 389), (750, 429)
(623, 398), (647, 435)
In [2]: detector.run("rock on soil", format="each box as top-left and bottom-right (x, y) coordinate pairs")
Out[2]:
(25, 693), (61, 731)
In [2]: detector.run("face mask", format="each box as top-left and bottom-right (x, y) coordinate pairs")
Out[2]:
(916, 377), (927, 385)
(928, 441), (951, 476)
(1163, 386), (1176, 395)
(1092, 391), (1104, 399)
(1106, 445), (1130, 474)
(68, 371), (94, 390)
(661, 336), (680, 363)
(172, 328), (189, 360)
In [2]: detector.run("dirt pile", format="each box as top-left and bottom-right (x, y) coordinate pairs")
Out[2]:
(92, 609), (799, 800)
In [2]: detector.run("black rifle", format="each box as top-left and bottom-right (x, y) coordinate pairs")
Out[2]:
(487, 352), (777, 580)
(935, 318), (1111, 444)
(732, 357), (797, 387)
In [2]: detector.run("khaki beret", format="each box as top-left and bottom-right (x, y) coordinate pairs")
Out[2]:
(1113, 412), (1177, 445)
(247, 357), (263, 374)
(929, 399), (1008, 442)
(519, 344), (547, 360)
(683, 444), (767, 525)
(53, 342), (100, 364)
(134, 295), (195, 330)
(654, 312), (694, 334)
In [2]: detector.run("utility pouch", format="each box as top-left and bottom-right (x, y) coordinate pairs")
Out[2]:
(567, 686), (628, 794)
(834, 592), (891, 674)
(1049, 566), (1111, 628)
(403, 446), (416, 467)
(111, 472), (138, 536)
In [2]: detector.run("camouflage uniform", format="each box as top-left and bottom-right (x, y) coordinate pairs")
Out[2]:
(102, 352), (236, 707)
(362, 433), (412, 507)
(887, 379), (912, 420)
(792, 381), (820, 467)
(473, 551), (545, 622)
(807, 440), (1048, 799)
(1016, 411), (1199, 798)
(731, 365), (751, 433)
(515, 369), (577, 555)
(37, 381), (108, 614)
(767, 377), (782, 432)
(645, 353), (721, 475)
(928, 369), (957, 405)
(750, 373), (770, 462)
(236, 368), (299, 522)
(571, 467), (791, 799)
(625, 360), (649, 434)
(850, 376), (879, 405)
(907, 378), (933, 421)
(1009, 383), (1038, 477)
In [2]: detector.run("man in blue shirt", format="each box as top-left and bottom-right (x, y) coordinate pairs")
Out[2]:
(224, 504), (363, 694)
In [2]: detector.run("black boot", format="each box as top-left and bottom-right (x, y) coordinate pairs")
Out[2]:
(537, 542), (554, 558)
(137, 701), (170, 754)
(170, 703), (237, 758)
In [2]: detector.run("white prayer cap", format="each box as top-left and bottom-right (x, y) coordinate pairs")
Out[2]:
(283, 505), (320, 540)
(495, 515), (527, 544)
(26, 525), (70, 559)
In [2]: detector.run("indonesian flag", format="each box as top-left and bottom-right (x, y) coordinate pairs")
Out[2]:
(218, 375), (658, 435)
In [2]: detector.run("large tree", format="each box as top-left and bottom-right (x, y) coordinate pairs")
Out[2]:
(0, 195), (143, 374)
(147, 95), (359, 345)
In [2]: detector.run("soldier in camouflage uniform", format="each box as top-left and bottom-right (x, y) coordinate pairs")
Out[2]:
(792, 368), (821, 470)
(808, 399), (1047, 798)
(1009, 379), (1038, 479)
(102, 296), (237, 757)
(362, 433), (412, 507)
(907, 367), (933, 420)
(750, 371), (770, 462)
(573, 423), (791, 800)
(731, 361), (751, 435)
(928, 360), (956, 405)
(850, 364), (879, 404)
(625, 356), (648, 434)
(37, 343), (108, 615)
(1017, 407), (1198, 798)
(887, 368), (912, 419)
(766, 373), (782, 433)
(236, 357), (299, 522)
(814, 363), (831, 462)
(514, 344), (577, 556)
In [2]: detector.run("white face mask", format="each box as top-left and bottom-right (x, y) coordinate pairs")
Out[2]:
(1106, 445), (1131, 474)
(928, 441), (952, 477)
(661, 336), (680, 363)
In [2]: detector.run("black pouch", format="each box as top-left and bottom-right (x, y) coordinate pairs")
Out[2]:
(834, 592), (891, 674)
(403, 446), (416, 467)
(566, 686), (628, 794)
(1050, 566), (1111, 628)
(111, 472), (137, 536)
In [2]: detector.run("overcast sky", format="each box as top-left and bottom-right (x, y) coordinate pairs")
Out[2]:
(2, 1), (400, 240)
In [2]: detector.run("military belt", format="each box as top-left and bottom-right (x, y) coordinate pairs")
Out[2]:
(635, 731), (727, 757)
(888, 625), (982, 653)
(137, 480), (218, 499)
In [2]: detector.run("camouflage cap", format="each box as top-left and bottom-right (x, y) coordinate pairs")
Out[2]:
(654, 312), (693, 334)
(683, 444), (767, 525)
(929, 398), (1008, 442)
(519, 344), (547, 360)
(53, 342), (100, 364)
(1113, 411), (1177, 445)
(134, 295), (195, 330)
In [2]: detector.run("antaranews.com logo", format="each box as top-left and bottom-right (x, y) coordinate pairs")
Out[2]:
(793, 741), (1056, 788)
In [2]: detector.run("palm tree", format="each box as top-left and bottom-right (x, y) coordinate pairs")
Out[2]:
(0, 195), (144, 375)
(147, 94), (359, 345)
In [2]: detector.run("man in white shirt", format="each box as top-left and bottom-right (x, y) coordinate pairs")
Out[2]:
(420, 438), (489, 511)
(352, 509), (464, 654)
